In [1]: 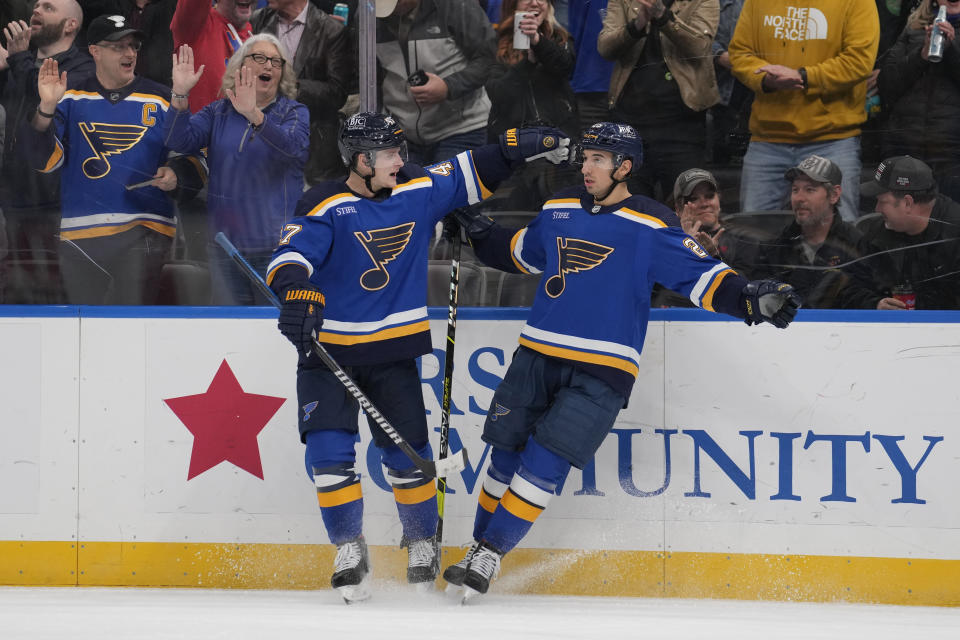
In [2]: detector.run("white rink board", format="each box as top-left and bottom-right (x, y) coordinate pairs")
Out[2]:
(2, 311), (959, 561)
(0, 315), (79, 542)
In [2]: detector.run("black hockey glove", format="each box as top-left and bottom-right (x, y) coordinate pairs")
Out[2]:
(741, 280), (801, 329)
(444, 208), (496, 242)
(499, 126), (570, 165)
(278, 284), (325, 353)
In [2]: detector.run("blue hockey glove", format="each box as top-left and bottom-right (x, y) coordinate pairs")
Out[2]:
(278, 284), (325, 353)
(500, 126), (570, 165)
(445, 208), (496, 242)
(741, 280), (801, 329)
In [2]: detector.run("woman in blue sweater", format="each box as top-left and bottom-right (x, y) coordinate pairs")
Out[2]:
(165, 34), (310, 304)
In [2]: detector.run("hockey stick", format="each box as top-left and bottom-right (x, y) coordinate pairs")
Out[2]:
(214, 232), (468, 479)
(436, 220), (462, 544)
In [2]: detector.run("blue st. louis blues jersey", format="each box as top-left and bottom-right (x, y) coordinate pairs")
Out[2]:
(477, 187), (748, 397)
(266, 150), (495, 365)
(24, 76), (197, 242)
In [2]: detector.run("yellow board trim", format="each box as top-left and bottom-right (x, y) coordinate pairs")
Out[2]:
(500, 489), (544, 523)
(518, 336), (639, 377)
(392, 482), (435, 505)
(318, 320), (430, 346)
(316, 482), (362, 508)
(2, 541), (960, 605)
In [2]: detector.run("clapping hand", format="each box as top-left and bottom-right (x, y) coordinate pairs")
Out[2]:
(171, 44), (205, 100)
(37, 58), (67, 110)
(225, 65), (261, 124)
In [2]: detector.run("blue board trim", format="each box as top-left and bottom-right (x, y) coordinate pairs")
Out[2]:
(0, 305), (958, 323)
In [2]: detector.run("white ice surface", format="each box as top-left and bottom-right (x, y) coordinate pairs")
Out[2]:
(1, 584), (958, 640)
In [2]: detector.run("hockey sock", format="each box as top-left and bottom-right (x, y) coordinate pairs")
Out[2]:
(306, 429), (363, 545)
(473, 447), (520, 541)
(381, 442), (438, 541)
(481, 436), (570, 554)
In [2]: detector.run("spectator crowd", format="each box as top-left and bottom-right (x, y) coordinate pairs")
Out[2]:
(0, 0), (958, 310)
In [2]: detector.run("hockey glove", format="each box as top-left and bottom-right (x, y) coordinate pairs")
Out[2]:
(741, 280), (801, 329)
(500, 126), (570, 165)
(446, 208), (496, 242)
(278, 284), (325, 353)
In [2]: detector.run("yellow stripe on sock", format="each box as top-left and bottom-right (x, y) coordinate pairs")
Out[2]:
(316, 482), (362, 508)
(392, 482), (435, 505)
(500, 489), (543, 523)
(478, 488), (500, 514)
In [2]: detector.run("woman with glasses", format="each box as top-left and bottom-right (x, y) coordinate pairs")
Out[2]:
(164, 34), (310, 305)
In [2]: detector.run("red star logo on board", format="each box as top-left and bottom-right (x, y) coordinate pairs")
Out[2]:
(163, 359), (286, 480)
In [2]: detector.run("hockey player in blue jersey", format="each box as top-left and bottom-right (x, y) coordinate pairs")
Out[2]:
(441, 122), (802, 600)
(265, 112), (570, 602)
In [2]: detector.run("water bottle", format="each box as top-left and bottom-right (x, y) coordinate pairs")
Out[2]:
(928, 5), (948, 63)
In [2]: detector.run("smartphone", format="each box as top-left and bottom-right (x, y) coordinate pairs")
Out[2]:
(407, 69), (428, 87)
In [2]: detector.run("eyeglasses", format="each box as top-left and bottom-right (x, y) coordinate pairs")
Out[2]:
(245, 53), (285, 68)
(97, 40), (142, 53)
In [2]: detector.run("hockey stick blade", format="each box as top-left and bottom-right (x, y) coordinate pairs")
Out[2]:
(213, 232), (462, 480)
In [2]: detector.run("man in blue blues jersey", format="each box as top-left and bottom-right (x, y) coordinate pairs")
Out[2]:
(264, 111), (569, 602)
(442, 122), (802, 600)
(20, 14), (205, 305)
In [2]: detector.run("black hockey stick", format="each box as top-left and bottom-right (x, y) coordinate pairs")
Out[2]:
(214, 232), (468, 479)
(436, 220), (462, 544)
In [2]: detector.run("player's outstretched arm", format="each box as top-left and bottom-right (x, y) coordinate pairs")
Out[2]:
(443, 208), (524, 274)
(740, 280), (802, 329)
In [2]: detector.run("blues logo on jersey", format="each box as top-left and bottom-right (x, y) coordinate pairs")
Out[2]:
(78, 122), (148, 179)
(544, 237), (614, 298)
(355, 222), (416, 291)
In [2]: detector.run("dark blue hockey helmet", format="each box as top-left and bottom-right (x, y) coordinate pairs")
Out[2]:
(573, 122), (643, 173)
(338, 112), (408, 168)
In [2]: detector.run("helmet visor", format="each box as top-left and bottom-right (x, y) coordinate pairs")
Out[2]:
(369, 144), (408, 170)
(574, 146), (616, 170)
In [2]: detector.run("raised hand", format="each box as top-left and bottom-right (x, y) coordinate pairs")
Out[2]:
(37, 58), (68, 110)
(171, 44), (205, 96)
(225, 65), (259, 123)
(4, 20), (31, 56)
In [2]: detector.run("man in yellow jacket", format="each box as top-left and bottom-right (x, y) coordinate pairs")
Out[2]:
(729, 0), (879, 221)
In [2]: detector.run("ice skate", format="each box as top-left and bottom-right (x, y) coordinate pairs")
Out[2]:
(331, 536), (371, 604)
(460, 542), (501, 602)
(403, 535), (440, 588)
(442, 540), (480, 591)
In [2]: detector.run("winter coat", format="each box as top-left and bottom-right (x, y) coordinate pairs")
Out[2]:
(486, 33), (579, 140)
(878, 3), (960, 169)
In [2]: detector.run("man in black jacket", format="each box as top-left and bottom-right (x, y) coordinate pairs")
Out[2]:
(252, 0), (353, 183)
(752, 155), (880, 309)
(859, 155), (960, 310)
(0, 0), (95, 303)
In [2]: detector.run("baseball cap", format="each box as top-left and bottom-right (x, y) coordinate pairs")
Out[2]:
(86, 15), (145, 44)
(376, 0), (399, 17)
(861, 155), (935, 197)
(784, 155), (843, 185)
(673, 168), (718, 204)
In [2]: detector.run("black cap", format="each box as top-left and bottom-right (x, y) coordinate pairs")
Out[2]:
(861, 155), (935, 197)
(86, 15), (145, 45)
(672, 168), (718, 205)
(784, 155), (843, 185)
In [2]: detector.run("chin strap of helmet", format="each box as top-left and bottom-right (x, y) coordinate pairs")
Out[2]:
(351, 151), (380, 194)
(592, 154), (628, 207)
